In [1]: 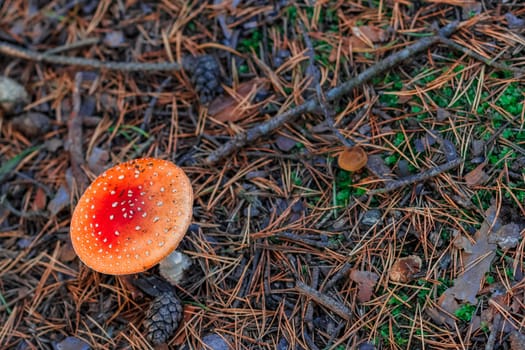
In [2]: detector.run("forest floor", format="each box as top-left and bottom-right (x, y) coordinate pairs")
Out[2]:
(1, 1), (525, 349)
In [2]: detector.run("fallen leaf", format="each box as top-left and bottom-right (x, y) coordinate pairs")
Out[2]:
(103, 30), (125, 47)
(55, 336), (90, 350)
(59, 241), (77, 263)
(489, 223), (521, 249)
(351, 26), (388, 46)
(87, 147), (110, 175)
(452, 230), (473, 253)
(464, 163), (489, 187)
(366, 154), (393, 180)
(349, 269), (379, 303)
(275, 134), (297, 152)
(208, 78), (267, 123)
(11, 112), (51, 138)
(432, 205), (501, 326)
(0, 76), (29, 114)
(48, 185), (70, 215)
(510, 331), (525, 350)
(32, 187), (47, 211)
(345, 36), (373, 52)
(172, 305), (200, 346)
(389, 255), (422, 283)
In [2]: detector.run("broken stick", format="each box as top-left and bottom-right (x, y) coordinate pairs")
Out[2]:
(205, 21), (460, 164)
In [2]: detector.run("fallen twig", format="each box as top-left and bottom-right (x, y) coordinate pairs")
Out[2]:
(369, 157), (463, 195)
(0, 40), (182, 72)
(322, 262), (353, 291)
(485, 312), (502, 350)
(277, 232), (340, 249)
(204, 21), (460, 164)
(300, 19), (354, 148)
(141, 76), (173, 130)
(295, 280), (352, 321)
(67, 73), (89, 195)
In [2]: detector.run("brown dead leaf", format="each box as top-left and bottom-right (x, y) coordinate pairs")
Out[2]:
(464, 163), (489, 187)
(510, 331), (525, 350)
(32, 187), (47, 211)
(452, 231), (473, 253)
(349, 269), (379, 303)
(59, 241), (77, 263)
(434, 205), (500, 326)
(489, 223), (521, 249)
(389, 255), (422, 283)
(208, 78), (267, 123)
(351, 26), (388, 46)
(172, 305), (200, 346)
(346, 36), (373, 52)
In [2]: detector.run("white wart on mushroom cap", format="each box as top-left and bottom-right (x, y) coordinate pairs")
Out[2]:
(70, 158), (193, 275)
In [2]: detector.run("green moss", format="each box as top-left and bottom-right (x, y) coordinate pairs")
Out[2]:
(455, 303), (476, 322)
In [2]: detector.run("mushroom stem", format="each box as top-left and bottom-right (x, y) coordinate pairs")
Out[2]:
(159, 250), (192, 286)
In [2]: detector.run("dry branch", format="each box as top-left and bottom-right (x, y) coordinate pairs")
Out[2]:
(205, 21), (460, 164)
(0, 40), (182, 72)
(295, 280), (352, 321)
(369, 157), (463, 195)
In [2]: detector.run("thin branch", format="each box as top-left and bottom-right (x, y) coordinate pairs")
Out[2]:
(204, 21), (459, 164)
(0, 40), (182, 72)
(295, 280), (352, 321)
(67, 73), (89, 194)
(369, 157), (463, 195)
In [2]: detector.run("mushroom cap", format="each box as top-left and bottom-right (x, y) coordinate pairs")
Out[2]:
(337, 146), (368, 172)
(70, 158), (193, 275)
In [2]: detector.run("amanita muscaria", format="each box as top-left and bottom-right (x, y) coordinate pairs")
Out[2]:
(70, 158), (193, 275)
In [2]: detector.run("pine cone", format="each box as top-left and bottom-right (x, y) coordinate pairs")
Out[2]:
(143, 291), (183, 345)
(184, 55), (223, 104)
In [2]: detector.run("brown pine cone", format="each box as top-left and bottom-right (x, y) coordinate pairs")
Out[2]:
(184, 55), (223, 104)
(143, 291), (183, 345)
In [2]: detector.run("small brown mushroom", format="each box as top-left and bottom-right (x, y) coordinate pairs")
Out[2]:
(337, 146), (368, 172)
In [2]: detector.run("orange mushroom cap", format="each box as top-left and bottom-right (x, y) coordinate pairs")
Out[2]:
(70, 158), (193, 275)
(337, 146), (368, 172)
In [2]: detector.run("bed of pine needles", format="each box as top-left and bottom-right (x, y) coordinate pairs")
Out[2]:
(1, 1), (525, 349)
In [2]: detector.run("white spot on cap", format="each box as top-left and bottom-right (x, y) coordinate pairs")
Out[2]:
(153, 216), (160, 223)
(135, 226), (141, 231)
(118, 175), (125, 180)
(109, 215), (114, 220)
(112, 202), (118, 208)
(115, 230), (120, 236)
(157, 201), (163, 207)
(110, 190), (116, 195)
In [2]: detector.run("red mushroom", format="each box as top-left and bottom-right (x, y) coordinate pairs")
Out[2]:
(70, 158), (193, 275)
